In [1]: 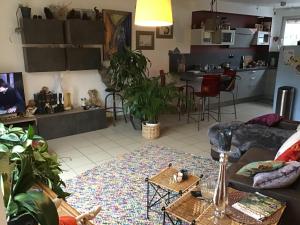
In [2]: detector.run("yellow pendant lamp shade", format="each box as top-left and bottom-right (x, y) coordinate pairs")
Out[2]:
(135, 0), (173, 27)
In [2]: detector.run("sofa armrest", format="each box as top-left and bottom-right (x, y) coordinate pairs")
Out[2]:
(277, 119), (300, 130)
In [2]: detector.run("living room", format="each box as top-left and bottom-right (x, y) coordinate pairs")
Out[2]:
(1, 0), (300, 225)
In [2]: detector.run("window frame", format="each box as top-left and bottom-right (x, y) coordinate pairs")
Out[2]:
(281, 16), (300, 46)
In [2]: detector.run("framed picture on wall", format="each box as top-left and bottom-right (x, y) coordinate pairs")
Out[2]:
(102, 9), (132, 60)
(136, 31), (155, 50)
(156, 26), (173, 39)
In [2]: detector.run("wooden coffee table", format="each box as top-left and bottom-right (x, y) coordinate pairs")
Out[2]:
(163, 188), (286, 225)
(146, 163), (200, 219)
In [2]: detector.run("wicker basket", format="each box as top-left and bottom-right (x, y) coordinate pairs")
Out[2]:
(142, 123), (160, 139)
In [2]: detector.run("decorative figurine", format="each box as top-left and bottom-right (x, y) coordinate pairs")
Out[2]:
(213, 128), (232, 224)
(25, 99), (37, 117)
(63, 92), (72, 111)
(88, 89), (102, 108)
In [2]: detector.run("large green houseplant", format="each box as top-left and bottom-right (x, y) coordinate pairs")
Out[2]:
(0, 124), (68, 225)
(124, 78), (178, 137)
(108, 47), (150, 89)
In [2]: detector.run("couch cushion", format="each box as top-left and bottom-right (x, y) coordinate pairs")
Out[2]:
(246, 113), (283, 127)
(237, 160), (285, 177)
(275, 130), (300, 160)
(253, 161), (300, 189)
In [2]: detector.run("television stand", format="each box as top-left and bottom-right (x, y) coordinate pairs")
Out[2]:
(36, 107), (107, 140)
(0, 115), (37, 128)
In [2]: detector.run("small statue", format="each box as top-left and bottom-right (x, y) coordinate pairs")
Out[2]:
(53, 198), (101, 225)
(25, 99), (37, 117)
(94, 7), (102, 20)
(44, 7), (54, 19)
(88, 89), (102, 107)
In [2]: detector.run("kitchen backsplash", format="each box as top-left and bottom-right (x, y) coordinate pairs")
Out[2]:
(169, 46), (270, 72)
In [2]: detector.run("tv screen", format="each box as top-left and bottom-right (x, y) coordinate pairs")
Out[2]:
(0, 72), (25, 115)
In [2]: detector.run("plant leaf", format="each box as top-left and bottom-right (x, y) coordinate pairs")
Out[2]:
(13, 191), (59, 225)
(12, 145), (25, 153)
(27, 125), (35, 139)
(0, 133), (20, 142)
(12, 155), (35, 195)
(0, 143), (9, 153)
(33, 152), (46, 162)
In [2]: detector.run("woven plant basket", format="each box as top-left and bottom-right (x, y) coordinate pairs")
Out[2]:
(142, 123), (160, 139)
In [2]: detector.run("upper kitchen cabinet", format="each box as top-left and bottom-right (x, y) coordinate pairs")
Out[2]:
(191, 29), (235, 45)
(65, 19), (104, 45)
(191, 11), (272, 47)
(21, 18), (65, 44)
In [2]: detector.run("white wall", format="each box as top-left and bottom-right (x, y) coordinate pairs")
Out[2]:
(0, 0), (272, 106)
(270, 7), (300, 52)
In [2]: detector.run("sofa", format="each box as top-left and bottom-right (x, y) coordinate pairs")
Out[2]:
(209, 120), (299, 162)
(227, 148), (300, 225)
(225, 120), (300, 225)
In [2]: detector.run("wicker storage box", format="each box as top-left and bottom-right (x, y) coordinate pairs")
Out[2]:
(142, 123), (160, 139)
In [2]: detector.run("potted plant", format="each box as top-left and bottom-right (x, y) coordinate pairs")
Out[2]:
(108, 47), (150, 90)
(0, 124), (68, 225)
(124, 78), (177, 139)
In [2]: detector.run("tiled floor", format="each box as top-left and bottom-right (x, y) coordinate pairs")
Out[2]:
(48, 101), (272, 180)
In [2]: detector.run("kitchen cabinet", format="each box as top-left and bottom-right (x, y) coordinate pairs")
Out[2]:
(236, 70), (266, 99)
(191, 29), (235, 46)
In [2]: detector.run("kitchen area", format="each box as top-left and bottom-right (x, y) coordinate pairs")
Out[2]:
(169, 10), (278, 109)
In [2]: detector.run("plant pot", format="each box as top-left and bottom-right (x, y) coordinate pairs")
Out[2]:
(142, 122), (160, 139)
(8, 214), (37, 225)
(20, 6), (31, 18)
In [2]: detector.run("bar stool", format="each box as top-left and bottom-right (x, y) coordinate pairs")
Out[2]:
(159, 70), (188, 121)
(188, 75), (221, 130)
(104, 87), (127, 125)
(220, 69), (239, 119)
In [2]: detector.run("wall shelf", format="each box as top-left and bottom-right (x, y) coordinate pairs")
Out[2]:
(20, 18), (104, 72)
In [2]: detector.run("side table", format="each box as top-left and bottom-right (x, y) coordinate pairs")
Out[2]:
(146, 163), (200, 219)
(163, 188), (286, 225)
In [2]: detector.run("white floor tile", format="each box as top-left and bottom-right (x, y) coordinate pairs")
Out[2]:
(49, 101), (272, 180)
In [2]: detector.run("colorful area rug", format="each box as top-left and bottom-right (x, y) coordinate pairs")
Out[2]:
(65, 145), (219, 225)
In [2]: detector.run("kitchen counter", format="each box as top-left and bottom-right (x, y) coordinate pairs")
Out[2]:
(236, 67), (268, 72)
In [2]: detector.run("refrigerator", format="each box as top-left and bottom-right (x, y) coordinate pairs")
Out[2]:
(273, 46), (300, 121)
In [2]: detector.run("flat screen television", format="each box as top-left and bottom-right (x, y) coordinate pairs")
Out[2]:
(0, 72), (25, 115)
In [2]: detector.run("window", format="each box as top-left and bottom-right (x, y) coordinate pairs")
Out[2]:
(282, 18), (300, 46)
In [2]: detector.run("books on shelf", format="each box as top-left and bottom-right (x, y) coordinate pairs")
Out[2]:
(232, 192), (284, 221)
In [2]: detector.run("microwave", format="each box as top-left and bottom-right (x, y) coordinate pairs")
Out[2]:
(221, 30), (235, 45)
(211, 30), (235, 45)
(253, 31), (270, 45)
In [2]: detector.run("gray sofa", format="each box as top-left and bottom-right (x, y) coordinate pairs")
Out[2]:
(208, 120), (298, 162)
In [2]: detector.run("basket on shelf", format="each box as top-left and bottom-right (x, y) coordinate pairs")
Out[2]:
(142, 123), (160, 139)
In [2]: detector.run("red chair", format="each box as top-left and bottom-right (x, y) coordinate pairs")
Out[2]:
(221, 69), (239, 119)
(188, 75), (221, 130)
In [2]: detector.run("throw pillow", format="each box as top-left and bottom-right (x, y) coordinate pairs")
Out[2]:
(275, 130), (300, 160)
(246, 113), (283, 127)
(275, 140), (300, 162)
(253, 161), (300, 189)
(236, 160), (285, 177)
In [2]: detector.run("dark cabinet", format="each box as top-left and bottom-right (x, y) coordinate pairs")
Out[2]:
(21, 18), (104, 72)
(65, 19), (104, 44)
(66, 48), (101, 70)
(23, 47), (66, 72)
(36, 108), (107, 140)
(21, 19), (65, 44)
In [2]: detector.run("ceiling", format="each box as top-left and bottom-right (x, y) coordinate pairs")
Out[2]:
(221, 0), (300, 7)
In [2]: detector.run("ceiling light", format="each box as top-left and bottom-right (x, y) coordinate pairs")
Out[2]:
(135, 0), (173, 27)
